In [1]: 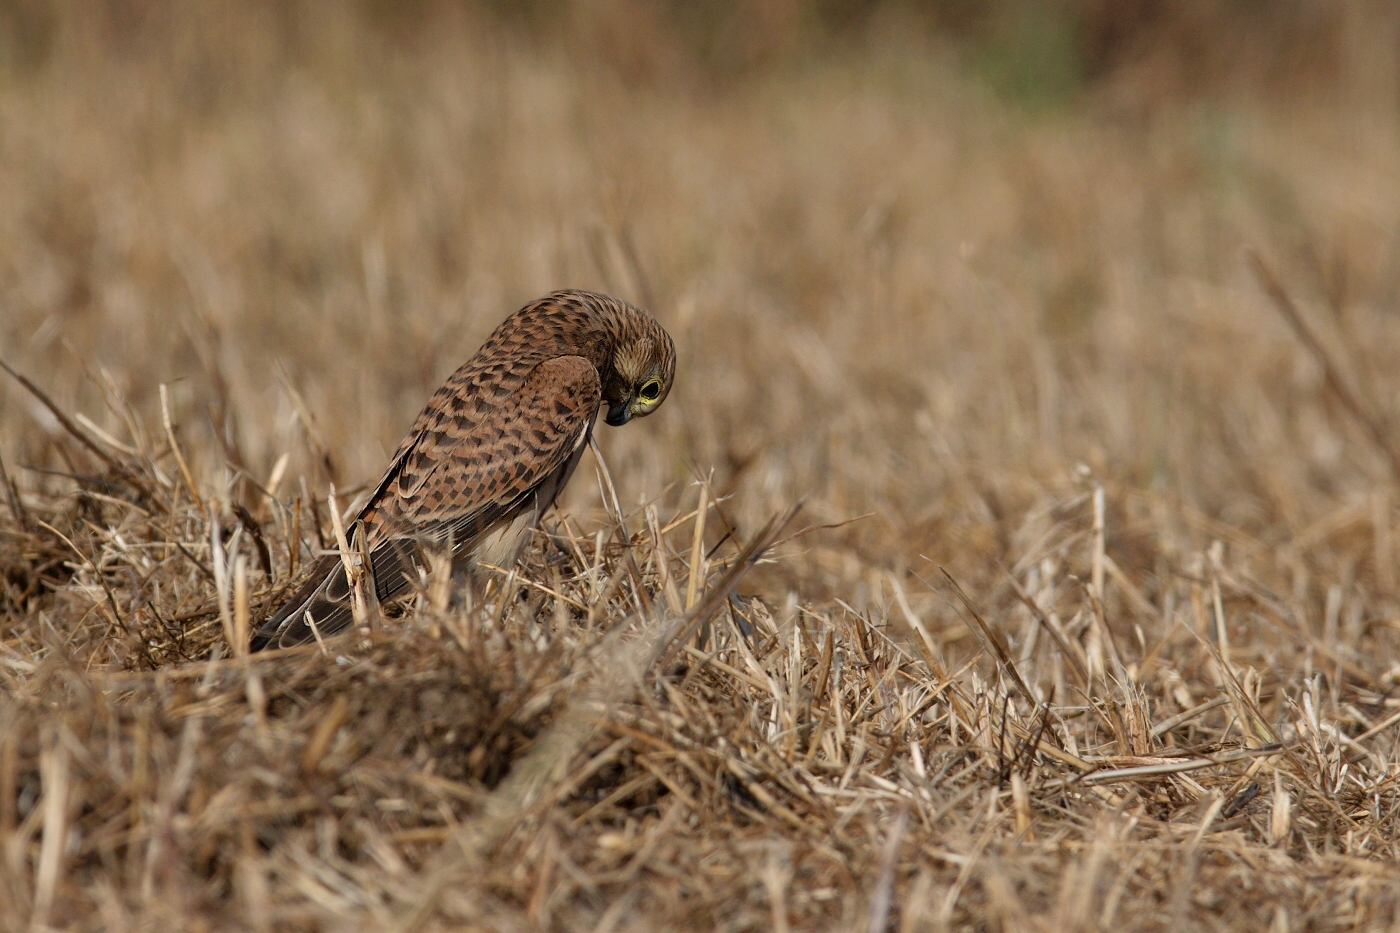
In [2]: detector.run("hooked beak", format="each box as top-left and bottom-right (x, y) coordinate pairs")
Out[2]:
(605, 400), (632, 426)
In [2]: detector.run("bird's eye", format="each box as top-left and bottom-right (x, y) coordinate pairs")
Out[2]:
(638, 379), (662, 401)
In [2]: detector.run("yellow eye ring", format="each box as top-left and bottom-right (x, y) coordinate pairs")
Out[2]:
(638, 379), (662, 401)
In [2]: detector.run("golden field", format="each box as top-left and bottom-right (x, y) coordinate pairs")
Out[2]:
(4, 2), (1400, 929)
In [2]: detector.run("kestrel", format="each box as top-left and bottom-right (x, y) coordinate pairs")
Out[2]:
(251, 290), (676, 651)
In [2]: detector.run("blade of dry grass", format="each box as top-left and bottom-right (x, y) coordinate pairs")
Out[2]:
(1249, 250), (1400, 481)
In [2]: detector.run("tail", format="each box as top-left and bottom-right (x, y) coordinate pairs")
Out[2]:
(250, 538), (422, 651)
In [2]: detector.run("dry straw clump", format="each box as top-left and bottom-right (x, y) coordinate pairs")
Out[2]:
(6, 2), (1400, 930)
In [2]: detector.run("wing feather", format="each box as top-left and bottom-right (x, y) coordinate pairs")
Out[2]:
(252, 355), (601, 650)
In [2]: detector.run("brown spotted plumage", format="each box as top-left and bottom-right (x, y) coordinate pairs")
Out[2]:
(251, 290), (676, 650)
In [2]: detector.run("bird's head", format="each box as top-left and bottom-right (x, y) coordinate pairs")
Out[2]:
(602, 311), (676, 427)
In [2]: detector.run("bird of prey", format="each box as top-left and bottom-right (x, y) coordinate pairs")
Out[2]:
(250, 290), (676, 651)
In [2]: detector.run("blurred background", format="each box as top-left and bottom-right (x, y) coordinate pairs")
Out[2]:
(2, 0), (1400, 601)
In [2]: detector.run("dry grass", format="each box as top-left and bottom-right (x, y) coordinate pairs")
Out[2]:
(5, 2), (1400, 930)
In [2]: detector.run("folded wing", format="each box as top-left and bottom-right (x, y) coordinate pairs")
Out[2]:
(251, 355), (602, 650)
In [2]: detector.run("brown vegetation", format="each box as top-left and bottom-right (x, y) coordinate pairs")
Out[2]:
(4, 2), (1400, 929)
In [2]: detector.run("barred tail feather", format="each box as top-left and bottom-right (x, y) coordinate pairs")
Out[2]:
(250, 539), (422, 651)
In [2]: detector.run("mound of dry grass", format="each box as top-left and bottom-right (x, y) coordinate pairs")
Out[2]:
(6, 2), (1400, 931)
(6, 360), (1400, 932)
